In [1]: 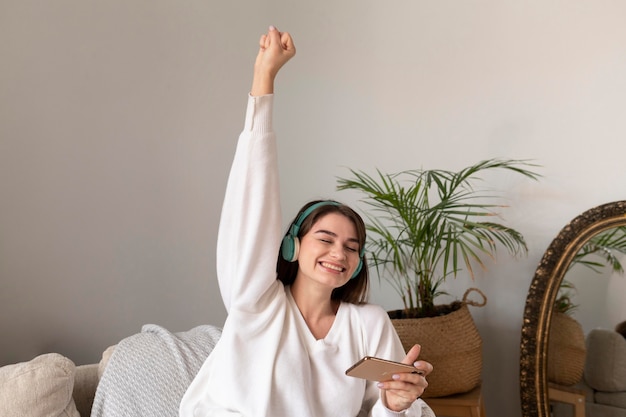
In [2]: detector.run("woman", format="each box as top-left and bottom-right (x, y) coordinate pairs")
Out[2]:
(179, 26), (433, 417)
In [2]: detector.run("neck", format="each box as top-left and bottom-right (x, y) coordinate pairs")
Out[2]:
(290, 280), (339, 339)
(290, 279), (336, 317)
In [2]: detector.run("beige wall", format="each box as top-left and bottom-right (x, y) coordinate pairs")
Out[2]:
(2, 1), (626, 416)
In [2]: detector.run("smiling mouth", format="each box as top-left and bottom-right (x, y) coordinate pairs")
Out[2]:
(320, 262), (345, 272)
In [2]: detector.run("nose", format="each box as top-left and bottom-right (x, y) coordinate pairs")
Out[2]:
(329, 243), (347, 259)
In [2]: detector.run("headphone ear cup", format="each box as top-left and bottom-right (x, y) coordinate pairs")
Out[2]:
(291, 238), (300, 262)
(351, 258), (363, 279)
(281, 235), (300, 262)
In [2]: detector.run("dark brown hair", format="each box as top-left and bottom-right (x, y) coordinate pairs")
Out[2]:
(276, 200), (369, 304)
(616, 321), (626, 339)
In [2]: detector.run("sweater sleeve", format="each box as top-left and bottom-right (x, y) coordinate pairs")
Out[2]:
(216, 94), (284, 313)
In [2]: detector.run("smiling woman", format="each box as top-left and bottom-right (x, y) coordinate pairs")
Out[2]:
(178, 27), (435, 417)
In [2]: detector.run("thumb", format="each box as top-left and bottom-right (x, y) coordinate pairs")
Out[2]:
(402, 344), (421, 365)
(266, 25), (282, 48)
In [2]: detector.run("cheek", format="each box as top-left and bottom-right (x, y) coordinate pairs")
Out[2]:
(296, 239), (320, 261)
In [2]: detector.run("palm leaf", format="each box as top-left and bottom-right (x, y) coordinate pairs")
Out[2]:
(337, 158), (540, 314)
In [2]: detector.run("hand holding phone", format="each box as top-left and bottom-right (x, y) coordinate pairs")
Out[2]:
(345, 356), (424, 382)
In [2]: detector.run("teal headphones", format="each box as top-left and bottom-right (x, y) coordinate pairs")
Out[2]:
(280, 201), (364, 279)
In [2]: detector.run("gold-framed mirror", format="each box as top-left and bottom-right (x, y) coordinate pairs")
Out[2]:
(520, 200), (626, 417)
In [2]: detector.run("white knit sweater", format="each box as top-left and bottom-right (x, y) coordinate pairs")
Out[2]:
(179, 94), (428, 417)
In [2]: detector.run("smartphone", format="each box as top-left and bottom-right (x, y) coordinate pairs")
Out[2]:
(345, 356), (422, 381)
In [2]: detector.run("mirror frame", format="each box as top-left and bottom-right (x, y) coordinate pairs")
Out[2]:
(520, 200), (626, 417)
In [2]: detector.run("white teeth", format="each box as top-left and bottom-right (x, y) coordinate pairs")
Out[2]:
(321, 262), (344, 272)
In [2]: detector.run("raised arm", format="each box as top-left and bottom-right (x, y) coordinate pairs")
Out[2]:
(216, 27), (295, 312)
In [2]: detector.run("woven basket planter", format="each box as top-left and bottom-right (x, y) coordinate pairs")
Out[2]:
(389, 288), (486, 398)
(547, 312), (586, 386)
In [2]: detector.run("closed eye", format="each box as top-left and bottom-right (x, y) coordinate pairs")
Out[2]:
(315, 229), (360, 253)
(319, 239), (358, 254)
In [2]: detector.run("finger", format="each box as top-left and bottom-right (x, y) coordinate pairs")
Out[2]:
(259, 34), (268, 50)
(380, 381), (413, 396)
(267, 25), (282, 47)
(413, 360), (433, 376)
(392, 371), (426, 386)
(402, 344), (421, 365)
(280, 31), (295, 52)
(379, 371), (426, 388)
(379, 380), (425, 405)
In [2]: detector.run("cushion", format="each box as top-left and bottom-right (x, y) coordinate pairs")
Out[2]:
(0, 353), (80, 417)
(584, 328), (626, 392)
(90, 324), (221, 417)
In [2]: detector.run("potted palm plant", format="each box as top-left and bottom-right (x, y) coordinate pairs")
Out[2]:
(337, 158), (540, 397)
(549, 225), (626, 386)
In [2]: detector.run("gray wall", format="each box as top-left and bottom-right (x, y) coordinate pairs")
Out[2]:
(2, 1), (626, 416)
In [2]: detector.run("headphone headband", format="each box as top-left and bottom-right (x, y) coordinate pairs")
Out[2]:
(289, 201), (340, 238)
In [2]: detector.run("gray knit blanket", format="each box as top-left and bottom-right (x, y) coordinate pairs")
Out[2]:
(90, 324), (222, 417)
